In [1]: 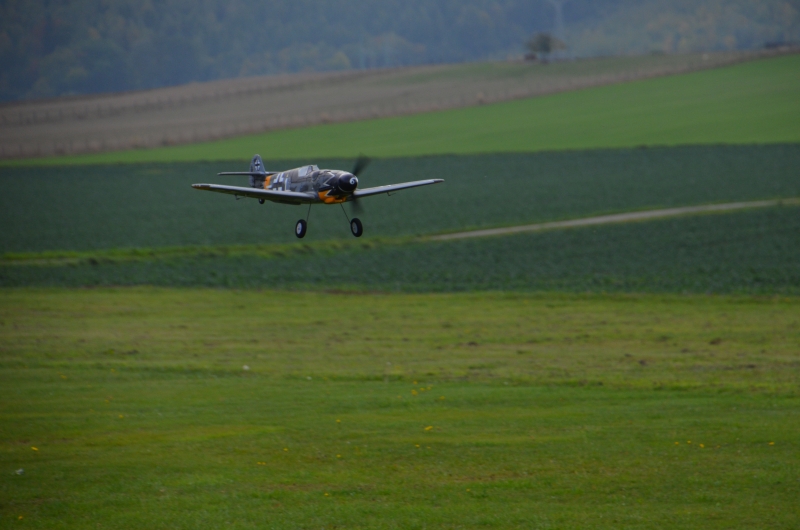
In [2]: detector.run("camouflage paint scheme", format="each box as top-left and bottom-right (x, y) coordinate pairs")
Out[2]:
(192, 154), (443, 206)
(250, 163), (350, 204)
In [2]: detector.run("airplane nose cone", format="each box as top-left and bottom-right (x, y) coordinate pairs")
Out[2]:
(338, 173), (358, 192)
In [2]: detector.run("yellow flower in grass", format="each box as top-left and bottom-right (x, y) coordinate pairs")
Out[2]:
(31, 447), (38, 451)
(424, 426), (433, 431)
(411, 390), (418, 396)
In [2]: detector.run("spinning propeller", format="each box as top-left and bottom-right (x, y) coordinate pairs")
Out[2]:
(349, 155), (370, 214)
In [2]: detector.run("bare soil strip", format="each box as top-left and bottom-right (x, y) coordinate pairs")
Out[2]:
(0, 50), (788, 159)
(429, 198), (800, 241)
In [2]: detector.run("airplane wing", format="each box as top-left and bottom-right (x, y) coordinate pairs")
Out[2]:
(216, 171), (278, 177)
(351, 179), (444, 199)
(191, 184), (316, 205)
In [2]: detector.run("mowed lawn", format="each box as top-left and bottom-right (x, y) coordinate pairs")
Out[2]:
(27, 54), (800, 165)
(1, 289), (798, 529)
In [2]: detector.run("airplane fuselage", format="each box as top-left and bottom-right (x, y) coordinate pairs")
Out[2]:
(251, 164), (358, 204)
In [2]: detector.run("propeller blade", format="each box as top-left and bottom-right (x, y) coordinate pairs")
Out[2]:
(351, 155), (371, 177)
(350, 197), (364, 215)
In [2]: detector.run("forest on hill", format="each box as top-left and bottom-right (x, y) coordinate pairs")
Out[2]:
(1, 0), (798, 102)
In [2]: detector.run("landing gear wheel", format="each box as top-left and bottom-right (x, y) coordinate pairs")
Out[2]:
(350, 218), (363, 238)
(295, 219), (307, 239)
(258, 199), (265, 204)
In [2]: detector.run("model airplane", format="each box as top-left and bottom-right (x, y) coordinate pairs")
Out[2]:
(192, 155), (443, 238)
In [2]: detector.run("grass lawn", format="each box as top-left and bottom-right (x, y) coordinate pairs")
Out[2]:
(18, 54), (800, 165)
(1, 289), (798, 528)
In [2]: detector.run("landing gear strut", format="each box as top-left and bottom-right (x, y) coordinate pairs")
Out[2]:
(340, 203), (363, 238)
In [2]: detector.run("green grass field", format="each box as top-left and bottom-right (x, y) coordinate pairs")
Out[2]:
(2, 50), (799, 528)
(16, 54), (800, 165)
(2, 145), (799, 253)
(1, 289), (799, 529)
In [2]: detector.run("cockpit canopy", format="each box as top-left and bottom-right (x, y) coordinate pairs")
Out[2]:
(297, 165), (319, 177)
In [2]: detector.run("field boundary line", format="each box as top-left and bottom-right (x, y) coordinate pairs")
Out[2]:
(429, 198), (800, 241)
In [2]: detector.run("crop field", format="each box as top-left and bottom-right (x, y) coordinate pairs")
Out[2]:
(15, 53), (800, 165)
(0, 50), (770, 160)
(3, 205), (799, 294)
(2, 145), (799, 253)
(2, 46), (798, 528)
(1, 289), (799, 529)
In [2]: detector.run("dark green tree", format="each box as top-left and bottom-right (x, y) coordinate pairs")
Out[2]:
(525, 32), (566, 62)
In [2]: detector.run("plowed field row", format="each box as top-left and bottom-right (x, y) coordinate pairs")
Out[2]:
(0, 50), (780, 160)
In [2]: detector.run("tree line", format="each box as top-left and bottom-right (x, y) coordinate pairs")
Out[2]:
(1, 0), (796, 102)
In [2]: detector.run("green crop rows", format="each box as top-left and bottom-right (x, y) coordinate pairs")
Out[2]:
(2, 145), (799, 253)
(3, 205), (798, 294)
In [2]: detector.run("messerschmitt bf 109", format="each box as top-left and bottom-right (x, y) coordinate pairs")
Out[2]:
(192, 155), (443, 238)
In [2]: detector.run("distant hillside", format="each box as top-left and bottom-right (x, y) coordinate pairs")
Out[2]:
(1, 0), (798, 102)
(567, 0), (800, 56)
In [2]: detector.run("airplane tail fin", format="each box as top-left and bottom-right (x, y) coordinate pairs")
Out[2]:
(216, 155), (274, 188)
(249, 155), (265, 187)
(250, 154), (264, 173)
